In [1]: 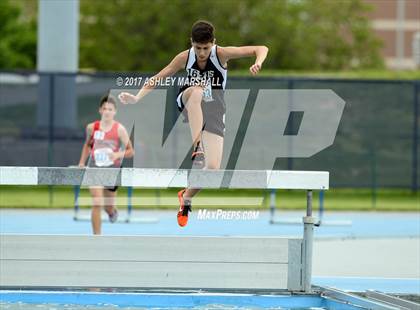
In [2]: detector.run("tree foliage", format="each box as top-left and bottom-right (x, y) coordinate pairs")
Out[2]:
(0, 0), (36, 69)
(80, 0), (383, 72)
(1, 0), (383, 71)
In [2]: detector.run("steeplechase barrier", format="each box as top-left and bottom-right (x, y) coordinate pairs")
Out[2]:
(0, 166), (329, 293)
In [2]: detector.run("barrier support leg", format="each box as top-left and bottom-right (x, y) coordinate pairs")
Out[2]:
(73, 185), (80, 220)
(302, 190), (315, 293)
(269, 189), (276, 224)
(126, 186), (133, 222)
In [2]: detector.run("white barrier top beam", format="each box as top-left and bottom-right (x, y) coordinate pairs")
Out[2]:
(0, 167), (329, 190)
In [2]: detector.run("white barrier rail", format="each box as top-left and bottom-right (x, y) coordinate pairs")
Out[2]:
(0, 166), (329, 292)
(0, 167), (329, 189)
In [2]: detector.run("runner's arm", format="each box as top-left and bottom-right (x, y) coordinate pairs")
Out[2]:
(114, 125), (134, 160)
(218, 46), (269, 75)
(78, 124), (93, 167)
(119, 51), (188, 104)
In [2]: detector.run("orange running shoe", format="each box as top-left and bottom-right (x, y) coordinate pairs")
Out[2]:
(177, 189), (192, 227)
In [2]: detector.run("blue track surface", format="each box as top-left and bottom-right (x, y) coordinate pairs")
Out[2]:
(313, 277), (420, 294)
(0, 209), (419, 238)
(0, 209), (419, 295)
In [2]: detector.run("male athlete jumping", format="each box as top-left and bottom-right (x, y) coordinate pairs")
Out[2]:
(119, 20), (268, 227)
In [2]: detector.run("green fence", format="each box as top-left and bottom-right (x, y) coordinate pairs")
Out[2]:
(0, 72), (418, 191)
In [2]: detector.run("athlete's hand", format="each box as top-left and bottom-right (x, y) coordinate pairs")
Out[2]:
(118, 92), (138, 105)
(109, 152), (123, 161)
(249, 63), (262, 75)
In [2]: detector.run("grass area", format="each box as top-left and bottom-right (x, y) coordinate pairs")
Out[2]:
(229, 69), (420, 80)
(0, 186), (418, 211)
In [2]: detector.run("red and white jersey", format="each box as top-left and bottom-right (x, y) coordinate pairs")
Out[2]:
(89, 120), (121, 167)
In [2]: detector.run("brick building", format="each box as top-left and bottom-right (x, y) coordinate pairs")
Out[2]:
(365, 0), (420, 69)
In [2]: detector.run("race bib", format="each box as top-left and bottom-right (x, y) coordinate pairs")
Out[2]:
(202, 81), (214, 102)
(94, 147), (114, 167)
(94, 130), (105, 140)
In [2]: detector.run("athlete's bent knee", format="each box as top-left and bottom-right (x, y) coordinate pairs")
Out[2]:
(188, 86), (203, 98)
(205, 163), (221, 170)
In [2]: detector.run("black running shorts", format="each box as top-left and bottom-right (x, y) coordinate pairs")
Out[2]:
(176, 89), (226, 138)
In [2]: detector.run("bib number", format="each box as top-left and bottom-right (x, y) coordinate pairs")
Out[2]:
(94, 148), (113, 167)
(202, 82), (214, 102)
(94, 130), (105, 140)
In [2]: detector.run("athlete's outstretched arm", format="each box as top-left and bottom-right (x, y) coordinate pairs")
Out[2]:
(78, 123), (93, 167)
(218, 46), (269, 75)
(119, 51), (188, 104)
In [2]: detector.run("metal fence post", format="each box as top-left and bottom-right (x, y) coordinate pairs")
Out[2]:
(48, 74), (55, 207)
(413, 81), (419, 192)
(287, 79), (294, 170)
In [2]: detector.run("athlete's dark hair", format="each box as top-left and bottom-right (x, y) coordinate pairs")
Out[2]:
(191, 20), (214, 43)
(99, 93), (117, 108)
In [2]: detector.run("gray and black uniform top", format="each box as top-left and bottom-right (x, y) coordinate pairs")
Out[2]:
(176, 45), (227, 137)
